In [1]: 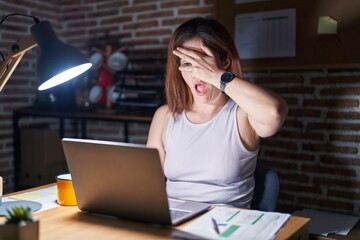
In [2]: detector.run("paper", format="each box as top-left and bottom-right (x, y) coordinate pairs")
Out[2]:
(317, 16), (337, 34)
(3, 186), (59, 212)
(235, 8), (296, 59)
(182, 206), (290, 240)
(293, 208), (359, 236)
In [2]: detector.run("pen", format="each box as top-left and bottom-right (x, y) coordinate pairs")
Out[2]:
(211, 217), (220, 234)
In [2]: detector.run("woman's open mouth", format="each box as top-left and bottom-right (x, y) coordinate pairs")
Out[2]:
(195, 82), (207, 96)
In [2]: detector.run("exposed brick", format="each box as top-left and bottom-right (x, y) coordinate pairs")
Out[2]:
(269, 86), (315, 94)
(261, 139), (298, 150)
(88, 26), (121, 35)
(178, 6), (215, 15)
(327, 111), (360, 120)
(330, 134), (360, 142)
(136, 29), (172, 37)
(263, 150), (315, 162)
(257, 160), (298, 171)
(123, 38), (161, 46)
(123, 4), (158, 14)
(320, 155), (360, 166)
(281, 185), (322, 196)
(276, 130), (324, 141)
(278, 173), (310, 183)
(83, 0), (98, 4)
(137, 10), (174, 20)
(283, 97), (298, 105)
(288, 108), (322, 118)
(282, 119), (303, 129)
(162, 17), (191, 26)
(62, 5), (94, 13)
(297, 196), (354, 212)
(301, 164), (357, 177)
(303, 99), (359, 108)
(307, 122), (360, 131)
(67, 20), (98, 28)
(0, 3), (25, 13)
(321, 87), (360, 96)
(314, 177), (360, 188)
(0, 24), (28, 32)
(161, 0), (200, 8)
(97, 1), (129, 10)
(255, 76), (304, 84)
(302, 143), (358, 154)
(328, 190), (360, 200)
(278, 192), (296, 202)
(123, 20), (158, 30)
(310, 76), (360, 84)
(100, 15), (133, 25)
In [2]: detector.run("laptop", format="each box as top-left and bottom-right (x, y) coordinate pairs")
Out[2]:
(61, 138), (211, 225)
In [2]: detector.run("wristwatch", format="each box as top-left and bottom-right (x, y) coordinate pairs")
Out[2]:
(220, 71), (235, 93)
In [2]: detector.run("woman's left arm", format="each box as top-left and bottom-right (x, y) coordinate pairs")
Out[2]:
(224, 77), (288, 138)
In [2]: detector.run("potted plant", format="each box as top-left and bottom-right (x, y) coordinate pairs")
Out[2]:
(0, 206), (39, 240)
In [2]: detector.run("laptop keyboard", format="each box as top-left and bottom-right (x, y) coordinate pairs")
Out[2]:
(170, 209), (190, 220)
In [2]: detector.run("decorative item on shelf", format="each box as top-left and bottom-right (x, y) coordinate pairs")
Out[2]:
(88, 44), (128, 110)
(107, 48), (128, 72)
(0, 206), (39, 240)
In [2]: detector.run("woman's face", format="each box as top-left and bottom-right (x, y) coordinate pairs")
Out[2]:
(178, 37), (222, 103)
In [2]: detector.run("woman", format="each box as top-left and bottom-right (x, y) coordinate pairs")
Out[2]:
(147, 17), (288, 208)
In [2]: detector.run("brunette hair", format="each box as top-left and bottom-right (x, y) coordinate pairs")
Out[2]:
(165, 17), (243, 115)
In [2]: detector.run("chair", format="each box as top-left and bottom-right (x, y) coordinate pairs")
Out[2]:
(251, 165), (280, 212)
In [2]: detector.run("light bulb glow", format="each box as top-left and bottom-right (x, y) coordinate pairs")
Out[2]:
(38, 63), (92, 91)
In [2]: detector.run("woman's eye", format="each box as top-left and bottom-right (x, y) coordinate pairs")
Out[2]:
(181, 62), (192, 67)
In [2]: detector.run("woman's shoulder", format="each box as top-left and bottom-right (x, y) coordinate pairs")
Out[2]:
(152, 104), (172, 123)
(154, 104), (170, 116)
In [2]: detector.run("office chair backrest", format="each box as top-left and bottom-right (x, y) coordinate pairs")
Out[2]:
(251, 165), (279, 212)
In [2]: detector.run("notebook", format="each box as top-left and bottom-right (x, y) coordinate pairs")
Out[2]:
(61, 138), (211, 225)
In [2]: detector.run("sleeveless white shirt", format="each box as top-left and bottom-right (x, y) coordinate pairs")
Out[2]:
(164, 99), (259, 208)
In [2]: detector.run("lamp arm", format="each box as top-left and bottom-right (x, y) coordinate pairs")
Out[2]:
(0, 35), (37, 92)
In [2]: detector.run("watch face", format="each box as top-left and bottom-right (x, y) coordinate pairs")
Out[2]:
(221, 72), (234, 83)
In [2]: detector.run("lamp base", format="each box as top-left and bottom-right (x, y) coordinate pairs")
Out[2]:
(0, 201), (42, 216)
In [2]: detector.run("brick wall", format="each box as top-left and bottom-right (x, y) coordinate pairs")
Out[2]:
(0, 0), (61, 193)
(252, 71), (360, 215)
(0, 0), (359, 216)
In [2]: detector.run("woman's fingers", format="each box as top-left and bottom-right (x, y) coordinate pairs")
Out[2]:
(175, 47), (200, 59)
(200, 42), (214, 57)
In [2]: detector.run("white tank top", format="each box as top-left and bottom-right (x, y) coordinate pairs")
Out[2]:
(164, 99), (259, 208)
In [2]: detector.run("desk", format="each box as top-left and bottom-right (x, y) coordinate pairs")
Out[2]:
(3, 184), (311, 240)
(12, 107), (153, 190)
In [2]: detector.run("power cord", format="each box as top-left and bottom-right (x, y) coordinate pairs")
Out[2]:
(0, 13), (40, 61)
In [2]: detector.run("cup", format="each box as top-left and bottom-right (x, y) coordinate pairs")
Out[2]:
(56, 174), (77, 206)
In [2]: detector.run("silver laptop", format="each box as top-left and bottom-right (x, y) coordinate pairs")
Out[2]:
(61, 138), (210, 225)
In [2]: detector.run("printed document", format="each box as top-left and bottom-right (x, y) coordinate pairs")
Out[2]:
(182, 206), (290, 240)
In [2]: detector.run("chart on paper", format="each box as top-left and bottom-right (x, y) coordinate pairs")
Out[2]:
(182, 206), (290, 240)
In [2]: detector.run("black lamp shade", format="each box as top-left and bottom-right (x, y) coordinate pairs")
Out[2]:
(30, 21), (92, 91)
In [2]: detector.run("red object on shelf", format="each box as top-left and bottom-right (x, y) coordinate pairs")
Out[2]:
(97, 68), (112, 104)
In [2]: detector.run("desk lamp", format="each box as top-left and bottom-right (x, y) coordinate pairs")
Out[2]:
(0, 13), (92, 92)
(0, 13), (92, 215)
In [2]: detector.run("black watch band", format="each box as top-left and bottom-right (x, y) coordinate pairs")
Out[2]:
(220, 71), (235, 93)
